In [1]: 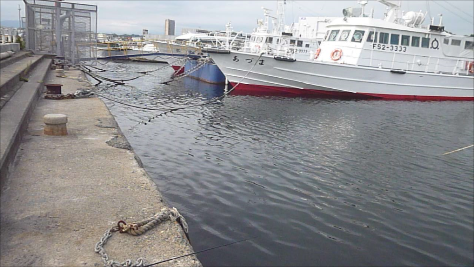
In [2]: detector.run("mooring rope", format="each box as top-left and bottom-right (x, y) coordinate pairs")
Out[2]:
(80, 52), (264, 130)
(95, 207), (188, 267)
(81, 57), (189, 84)
(143, 236), (256, 267)
(128, 52), (264, 130)
(442, 144), (474, 155)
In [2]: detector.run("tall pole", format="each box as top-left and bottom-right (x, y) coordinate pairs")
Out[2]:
(56, 0), (61, 57)
(18, 5), (21, 29)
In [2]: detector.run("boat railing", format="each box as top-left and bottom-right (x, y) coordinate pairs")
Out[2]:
(362, 47), (473, 76)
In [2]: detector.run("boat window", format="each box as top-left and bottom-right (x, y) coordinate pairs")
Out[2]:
(276, 38), (280, 44)
(324, 30), (330, 41)
(401, 35), (410, 46)
(297, 40), (303, 47)
(352, 30), (365, 43)
(421, 37), (430, 48)
(266, 37), (273, 44)
(251, 36), (255, 42)
(367, 31), (377, 43)
(379, 32), (389, 44)
(411, 36), (420, 47)
(451, 39), (461, 46)
(390, 34), (400, 45)
(465, 41), (474, 50)
(443, 38), (449, 44)
(290, 39), (296, 45)
(339, 30), (351, 41)
(305, 44), (310, 48)
(328, 30), (340, 41)
(256, 37), (263, 42)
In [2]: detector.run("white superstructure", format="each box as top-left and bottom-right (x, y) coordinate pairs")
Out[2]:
(241, 2), (335, 60)
(209, 0), (474, 100)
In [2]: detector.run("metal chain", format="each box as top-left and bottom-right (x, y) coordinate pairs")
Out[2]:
(94, 229), (146, 267)
(94, 207), (188, 267)
(160, 57), (210, 85)
(172, 58), (210, 80)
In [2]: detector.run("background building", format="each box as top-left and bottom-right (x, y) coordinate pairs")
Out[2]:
(165, 19), (175, 36)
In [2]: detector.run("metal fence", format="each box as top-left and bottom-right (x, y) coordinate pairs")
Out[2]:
(23, 0), (97, 64)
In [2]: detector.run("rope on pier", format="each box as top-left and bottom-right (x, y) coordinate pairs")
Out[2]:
(95, 207), (188, 267)
(80, 57), (190, 85)
(80, 53), (264, 129)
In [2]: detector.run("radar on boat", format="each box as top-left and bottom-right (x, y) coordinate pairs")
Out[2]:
(402, 11), (425, 27)
(343, 7), (363, 17)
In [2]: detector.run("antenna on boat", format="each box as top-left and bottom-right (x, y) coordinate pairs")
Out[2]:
(358, 0), (368, 17)
(378, 0), (401, 22)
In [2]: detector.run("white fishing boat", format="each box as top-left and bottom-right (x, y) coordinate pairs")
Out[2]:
(240, 3), (335, 61)
(209, 0), (474, 100)
(156, 25), (246, 73)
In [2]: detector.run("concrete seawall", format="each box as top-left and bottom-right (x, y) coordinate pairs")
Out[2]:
(0, 68), (201, 266)
(0, 43), (20, 53)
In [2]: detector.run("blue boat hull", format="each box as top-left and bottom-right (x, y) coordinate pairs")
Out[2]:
(185, 60), (226, 84)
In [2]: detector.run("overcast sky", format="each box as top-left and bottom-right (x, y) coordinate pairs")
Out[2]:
(1, 1), (473, 35)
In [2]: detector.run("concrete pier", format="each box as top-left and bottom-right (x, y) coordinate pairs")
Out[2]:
(0, 68), (201, 266)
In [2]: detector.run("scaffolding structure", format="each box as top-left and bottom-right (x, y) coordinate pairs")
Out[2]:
(23, 0), (97, 64)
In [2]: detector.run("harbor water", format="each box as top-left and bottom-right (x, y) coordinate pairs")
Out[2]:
(94, 61), (473, 266)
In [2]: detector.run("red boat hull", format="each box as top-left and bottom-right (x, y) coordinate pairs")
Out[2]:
(171, 65), (184, 75)
(229, 83), (474, 101)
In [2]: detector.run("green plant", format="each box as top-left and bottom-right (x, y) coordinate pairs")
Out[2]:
(16, 35), (25, 50)
(20, 62), (31, 82)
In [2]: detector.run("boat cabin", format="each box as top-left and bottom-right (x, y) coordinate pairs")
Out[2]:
(315, 17), (474, 76)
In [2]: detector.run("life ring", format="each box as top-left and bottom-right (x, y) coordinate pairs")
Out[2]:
(330, 49), (342, 61)
(314, 48), (321, 60)
(468, 62), (474, 74)
(431, 38), (439, 50)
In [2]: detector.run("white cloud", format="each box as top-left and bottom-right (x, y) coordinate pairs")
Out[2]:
(1, 0), (472, 35)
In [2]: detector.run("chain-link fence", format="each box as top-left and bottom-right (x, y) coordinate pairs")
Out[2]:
(24, 0), (97, 64)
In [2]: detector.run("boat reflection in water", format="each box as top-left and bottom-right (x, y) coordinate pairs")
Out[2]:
(182, 77), (225, 100)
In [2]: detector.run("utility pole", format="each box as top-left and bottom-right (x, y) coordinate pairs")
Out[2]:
(18, 4), (22, 28)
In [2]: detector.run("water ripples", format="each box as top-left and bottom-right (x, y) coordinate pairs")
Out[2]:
(94, 61), (473, 266)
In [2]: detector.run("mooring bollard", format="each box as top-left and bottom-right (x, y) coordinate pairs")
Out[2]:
(44, 84), (63, 94)
(44, 114), (68, 136)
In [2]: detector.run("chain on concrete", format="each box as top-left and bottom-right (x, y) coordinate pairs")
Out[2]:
(95, 207), (188, 267)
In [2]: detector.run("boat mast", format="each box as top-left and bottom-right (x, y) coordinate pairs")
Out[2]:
(276, 0), (286, 34)
(378, 0), (401, 22)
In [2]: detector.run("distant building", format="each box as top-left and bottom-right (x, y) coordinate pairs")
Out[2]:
(97, 33), (109, 43)
(165, 19), (175, 36)
(0, 27), (21, 43)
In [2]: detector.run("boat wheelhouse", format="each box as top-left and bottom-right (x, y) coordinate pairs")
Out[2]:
(316, 16), (474, 76)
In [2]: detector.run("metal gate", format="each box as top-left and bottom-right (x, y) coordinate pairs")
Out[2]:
(23, 0), (97, 64)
